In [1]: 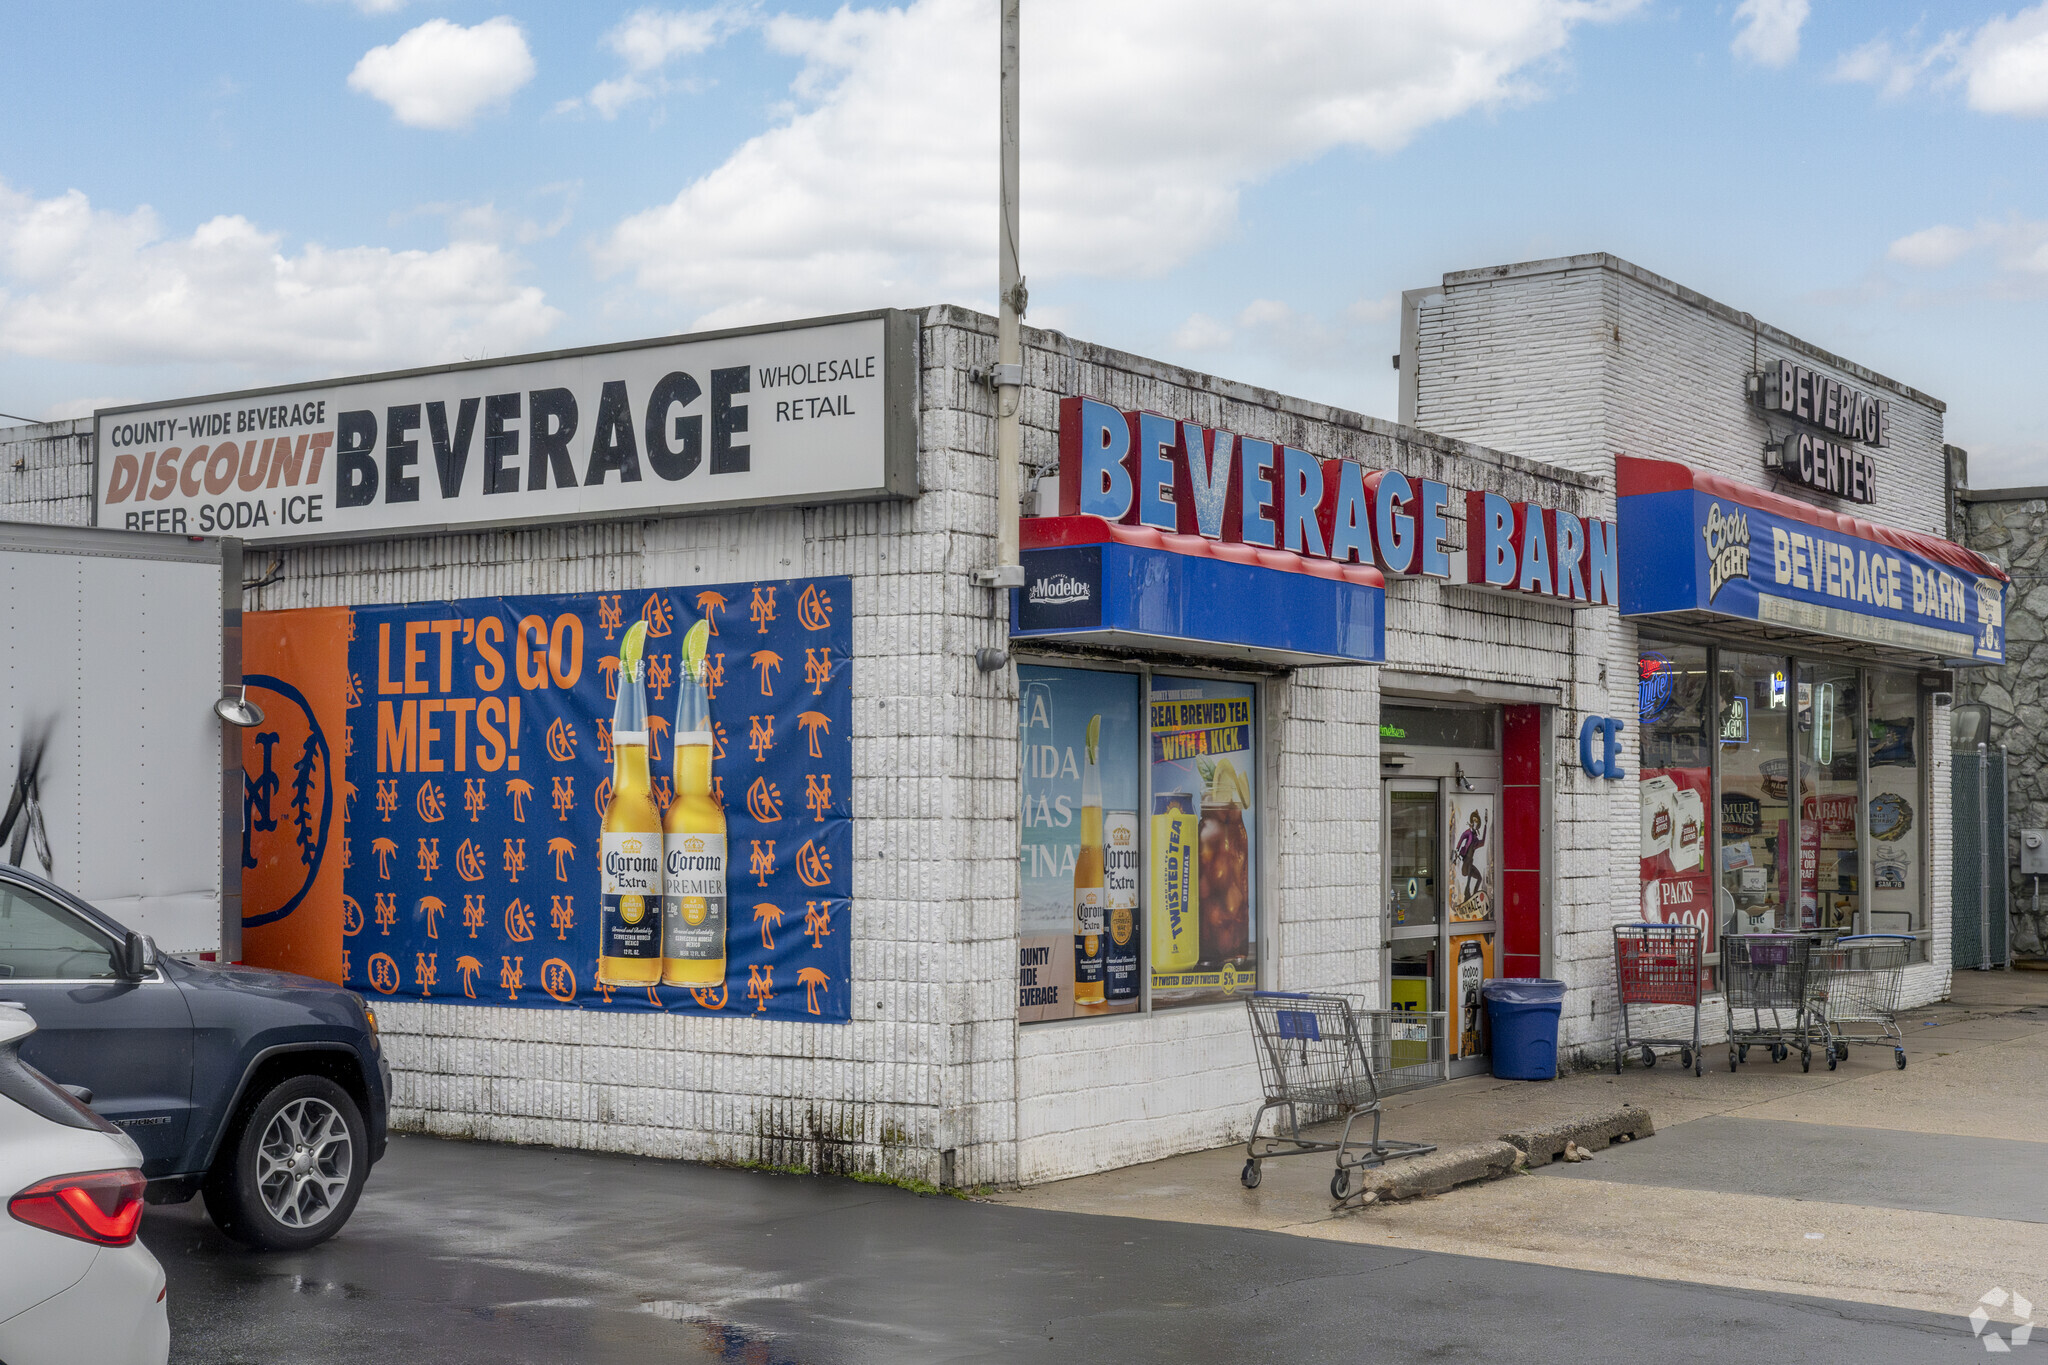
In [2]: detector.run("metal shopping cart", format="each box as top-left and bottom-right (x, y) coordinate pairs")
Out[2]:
(1612, 923), (1705, 1076)
(1240, 992), (1441, 1202)
(1721, 933), (1821, 1072)
(1809, 934), (1913, 1071)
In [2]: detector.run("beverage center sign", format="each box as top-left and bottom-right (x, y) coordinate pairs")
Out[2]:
(1755, 358), (1887, 506)
(1055, 397), (1618, 606)
(94, 311), (918, 544)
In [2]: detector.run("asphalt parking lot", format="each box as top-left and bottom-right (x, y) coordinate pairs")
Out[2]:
(145, 1133), (1997, 1364)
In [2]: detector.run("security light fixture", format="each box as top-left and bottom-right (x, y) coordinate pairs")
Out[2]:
(213, 686), (265, 727)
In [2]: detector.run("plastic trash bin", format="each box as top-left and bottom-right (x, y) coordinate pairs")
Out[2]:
(1483, 978), (1565, 1080)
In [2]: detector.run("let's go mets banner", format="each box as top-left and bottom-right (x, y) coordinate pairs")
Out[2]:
(241, 577), (852, 1022)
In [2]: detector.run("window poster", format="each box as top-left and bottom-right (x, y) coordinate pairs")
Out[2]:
(1445, 793), (1496, 922)
(1449, 931), (1494, 1059)
(1018, 666), (1141, 1022)
(1150, 678), (1257, 1008)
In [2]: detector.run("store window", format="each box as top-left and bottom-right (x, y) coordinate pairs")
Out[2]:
(1149, 677), (1259, 1009)
(1640, 636), (1931, 963)
(1866, 672), (1928, 955)
(1016, 665), (1260, 1022)
(1798, 662), (1861, 932)
(1018, 666), (1142, 1022)
(1717, 649), (1792, 935)
(1637, 643), (1713, 946)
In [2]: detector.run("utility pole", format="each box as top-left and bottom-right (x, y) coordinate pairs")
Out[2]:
(976, 0), (1026, 597)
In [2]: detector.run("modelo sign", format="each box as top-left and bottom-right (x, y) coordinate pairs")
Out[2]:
(1056, 396), (1618, 606)
(95, 311), (918, 544)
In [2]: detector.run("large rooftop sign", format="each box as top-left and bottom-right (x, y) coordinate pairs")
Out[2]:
(94, 311), (918, 544)
(1617, 454), (2008, 665)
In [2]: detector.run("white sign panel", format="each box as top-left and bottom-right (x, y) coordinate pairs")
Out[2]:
(95, 311), (917, 544)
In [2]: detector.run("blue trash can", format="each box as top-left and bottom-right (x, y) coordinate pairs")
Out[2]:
(1483, 978), (1565, 1080)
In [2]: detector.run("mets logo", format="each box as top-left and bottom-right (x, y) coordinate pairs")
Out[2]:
(750, 585), (777, 632)
(238, 674), (334, 930)
(597, 595), (624, 641)
(797, 583), (833, 631)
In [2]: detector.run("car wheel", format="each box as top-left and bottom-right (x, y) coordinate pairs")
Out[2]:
(206, 1075), (367, 1251)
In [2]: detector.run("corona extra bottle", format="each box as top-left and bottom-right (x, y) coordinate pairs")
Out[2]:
(663, 619), (728, 987)
(598, 621), (664, 987)
(1073, 713), (1107, 1009)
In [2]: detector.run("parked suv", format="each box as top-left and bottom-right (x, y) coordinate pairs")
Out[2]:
(0, 866), (388, 1249)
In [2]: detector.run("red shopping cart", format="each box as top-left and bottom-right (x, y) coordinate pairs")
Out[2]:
(1612, 923), (1705, 1076)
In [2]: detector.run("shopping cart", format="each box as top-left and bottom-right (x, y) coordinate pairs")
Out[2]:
(1809, 934), (1913, 1071)
(1721, 933), (1820, 1072)
(1240, 992), (1440, 1202)
(1612, 923), (1704, 1076)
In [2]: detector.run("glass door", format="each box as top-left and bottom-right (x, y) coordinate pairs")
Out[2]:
(1385, 777), (1499, 1078)
(1386, 782), (1441, 1025)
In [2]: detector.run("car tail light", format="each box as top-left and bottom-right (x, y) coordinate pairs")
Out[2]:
(9, 1168), (146, 1246)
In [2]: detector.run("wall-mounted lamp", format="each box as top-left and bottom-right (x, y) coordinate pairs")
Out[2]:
(1453, 761), (1474, 792)
(213, 686), (265, 727)
(975, 647), (1009, 674)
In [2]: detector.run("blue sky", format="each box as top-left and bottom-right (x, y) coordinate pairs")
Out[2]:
(2, 0), (2044, 485)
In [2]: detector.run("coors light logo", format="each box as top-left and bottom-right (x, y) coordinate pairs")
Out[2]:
(1702, 502), (1751, 603)
(1028, 573), (1091, 605)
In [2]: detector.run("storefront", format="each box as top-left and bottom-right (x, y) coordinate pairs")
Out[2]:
(21, 254), (2001, 1192)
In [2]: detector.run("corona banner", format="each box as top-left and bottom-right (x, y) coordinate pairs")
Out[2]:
(244, 576), (852, 1022)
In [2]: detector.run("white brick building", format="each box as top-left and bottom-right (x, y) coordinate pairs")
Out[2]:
(0, 255), (2008, 1187)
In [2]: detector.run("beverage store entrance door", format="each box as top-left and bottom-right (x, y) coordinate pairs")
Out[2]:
(1382, 705), (1501, 1081)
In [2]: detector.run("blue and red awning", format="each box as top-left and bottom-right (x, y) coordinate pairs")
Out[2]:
(1616, 455), (2009, 666)
(1012, 516), (1385, 666)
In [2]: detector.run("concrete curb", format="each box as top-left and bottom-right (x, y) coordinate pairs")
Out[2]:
(1500, 1105), (1656, 1168)
(1346, 1140), (1525, 1203)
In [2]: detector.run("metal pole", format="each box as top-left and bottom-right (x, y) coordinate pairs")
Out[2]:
(986, 0), (1025, 589)
(1978, 739), (1990, 970)
(2001, 742), (2011, 969)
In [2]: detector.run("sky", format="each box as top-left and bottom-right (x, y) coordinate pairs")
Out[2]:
(1, 0), (2045, 487)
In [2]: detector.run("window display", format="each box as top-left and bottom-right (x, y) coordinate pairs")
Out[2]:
(1638, 643), (1713, 947)
(1866, 672), (1927, 955)
(1018, 666), (1141, 1021)
(1719, 650), (1792, 936)
(1798, 663), (1861, 931)
(1150, 678), (1259, 1008)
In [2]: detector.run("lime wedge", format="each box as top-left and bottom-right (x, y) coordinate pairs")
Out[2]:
(682, 618), (711, 681)
(620, 619), (648, 671)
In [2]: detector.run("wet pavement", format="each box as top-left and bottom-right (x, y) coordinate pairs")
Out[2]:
(147, 1133), (1995, 1363)
(1539, 1113), (2048, 1222)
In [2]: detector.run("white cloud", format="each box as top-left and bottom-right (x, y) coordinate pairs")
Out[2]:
(1731, 0), (1808, 68)
(1833, 5), (2048, 115)
(348, 17), (535, 130)
(597, 0), (1640, 327)
(1170, 313), (1233, 351)
(1885, 216), (2048, 281)
(0, 180), (560, 369)
(1963, 4), (2048, 115)
(561, 7), (747, 119)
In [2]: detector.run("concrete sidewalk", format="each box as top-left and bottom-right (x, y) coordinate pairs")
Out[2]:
(991, 970), (2048, 1320)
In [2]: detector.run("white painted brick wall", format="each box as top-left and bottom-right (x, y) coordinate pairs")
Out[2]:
(1411, 255), (1958, 1042)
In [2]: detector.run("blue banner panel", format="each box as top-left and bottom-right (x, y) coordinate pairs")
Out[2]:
(1616, 457), (2007, 666)
(1013, 520), (1383, 665)
(342, 578), (852, 1022)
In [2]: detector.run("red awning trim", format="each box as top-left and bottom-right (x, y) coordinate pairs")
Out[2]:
(1615, 454), (2007, 584)
(1020, 515), (1387, 587)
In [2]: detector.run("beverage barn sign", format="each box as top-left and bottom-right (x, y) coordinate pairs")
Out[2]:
(94, 312), (918, 544)
(1055, 396), (1619, 606)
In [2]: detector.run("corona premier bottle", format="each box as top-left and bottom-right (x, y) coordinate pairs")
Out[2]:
(598, 621), (664, 987)
(663, 619), (728, 987)
(1073, 714), (1107, 1009)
